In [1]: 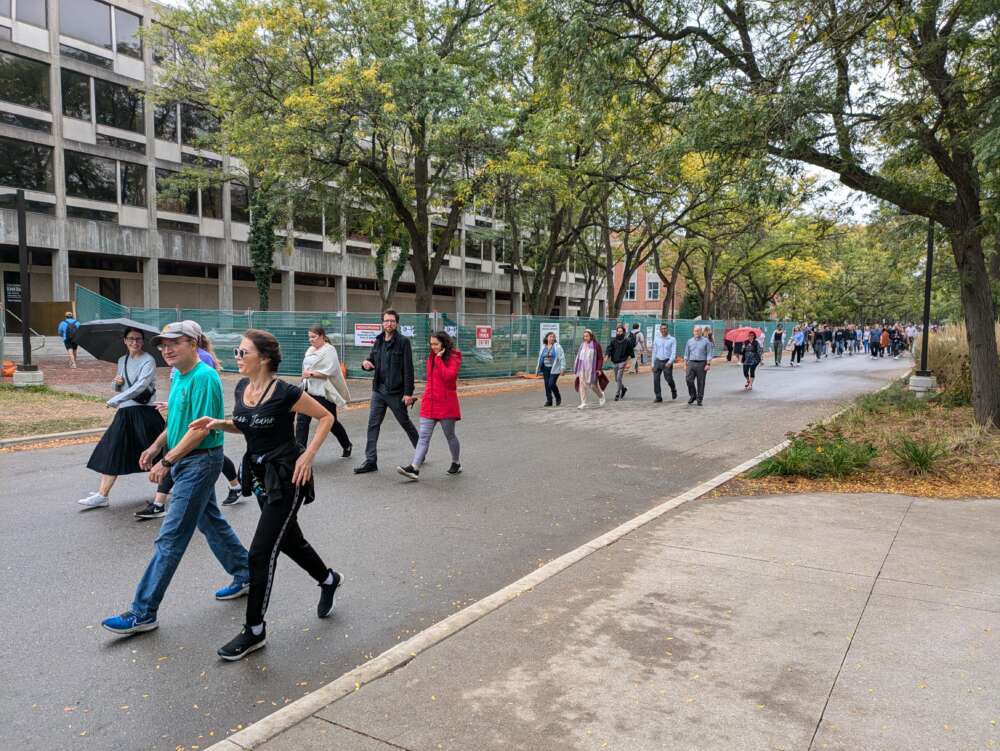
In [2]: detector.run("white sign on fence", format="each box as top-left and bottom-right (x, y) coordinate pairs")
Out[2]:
(540, 322), (560, 344)
(354, 323), (381, 347)
(400, 325), (415, 338)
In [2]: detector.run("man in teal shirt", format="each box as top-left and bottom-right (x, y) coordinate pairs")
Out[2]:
(102, 321), (249, 635)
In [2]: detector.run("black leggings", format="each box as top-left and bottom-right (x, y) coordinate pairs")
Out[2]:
(792, 344), (804, 364)
(295, 394), (351, 450)
(743, 362), (759, 379)
(157, 455), (237, 495)
(246, 483), (328, 626)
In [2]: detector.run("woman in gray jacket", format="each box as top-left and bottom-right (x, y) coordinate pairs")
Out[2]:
(77, 328), (164, 509)
(535, 332), (565, 407)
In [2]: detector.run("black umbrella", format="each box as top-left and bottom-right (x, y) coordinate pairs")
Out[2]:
(76, 318), (168, 366)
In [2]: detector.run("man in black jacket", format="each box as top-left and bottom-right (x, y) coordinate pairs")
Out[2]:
(354, 309), (419, 473)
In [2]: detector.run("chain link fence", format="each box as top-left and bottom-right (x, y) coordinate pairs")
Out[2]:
(76, 286), (792, 379)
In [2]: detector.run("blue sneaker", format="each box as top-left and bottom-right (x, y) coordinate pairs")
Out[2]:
(215, 580), (250, 600)
(101, 611), (158, 635)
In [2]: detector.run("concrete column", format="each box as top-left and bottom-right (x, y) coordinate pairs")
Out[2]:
(512, 291), (523, 316)
(281, 269), (296, 311)
(337, 273), (348, 311)
(219, 154), (234, 310)
(143, 258), (160, 308)
(559, 295), (569, 317)
(47, 8), (70, 302)
(598, 299), (607, 318)
(487, 288), (496, 316)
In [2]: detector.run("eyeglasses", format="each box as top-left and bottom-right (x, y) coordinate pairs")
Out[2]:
(234, 347), (249, 358)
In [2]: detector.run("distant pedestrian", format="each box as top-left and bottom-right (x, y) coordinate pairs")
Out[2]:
(607, 325), (635, 401)
(630, 323), (647, 374)
(101, 321), (250, 637)
(78, 328), (164, 509)
(651, 323), (677, 402)
(791, 326), (805, 366)
(355, 309), (419, 474)
(194, 329), (343, 660)
(297, 326), (353, 458)
(535, 331), (565, 407)
(879, 327), (890, 357)
(58, 311), (80, 368)
(683, 325), (712, 406)
(397, 331), (463, 480)
(574, 329), (607, 409)
(770, 324), (785, 366)
(742, 331), (762, 391)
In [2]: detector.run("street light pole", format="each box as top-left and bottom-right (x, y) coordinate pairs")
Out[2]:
(909, 216), (936, 395)
(916, 216), (933, 376)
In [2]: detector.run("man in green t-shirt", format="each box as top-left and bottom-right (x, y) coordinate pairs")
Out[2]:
(101, 320), (250, 636)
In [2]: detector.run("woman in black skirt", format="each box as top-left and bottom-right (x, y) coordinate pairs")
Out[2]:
(77, 328), (164, 509)
(191, 329), (343, 660)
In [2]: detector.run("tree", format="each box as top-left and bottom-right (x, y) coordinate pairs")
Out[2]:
(589, 0), (1000, 426)
(247, 187), (276, 311)
(153, 0), (516, 312)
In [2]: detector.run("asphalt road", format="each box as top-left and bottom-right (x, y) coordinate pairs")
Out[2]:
(0, 353), (910, 750)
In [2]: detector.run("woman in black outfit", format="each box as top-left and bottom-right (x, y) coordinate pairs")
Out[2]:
(742, 331), (763, 391)
(191, 329), (343, 660)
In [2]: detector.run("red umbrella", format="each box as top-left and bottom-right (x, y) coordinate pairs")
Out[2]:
(724, 326), (764, 344)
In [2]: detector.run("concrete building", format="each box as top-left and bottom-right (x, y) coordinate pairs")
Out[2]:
(612, 260), (686, 318)
(0, 0), (597, 327)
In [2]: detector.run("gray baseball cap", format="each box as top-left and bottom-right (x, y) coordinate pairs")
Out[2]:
(152, 320), (203, 346)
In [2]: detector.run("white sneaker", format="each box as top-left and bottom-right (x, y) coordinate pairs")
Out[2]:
(577, 403), (586, 409)
(78, 492), (109, 508)
(599, 395), (606, 407)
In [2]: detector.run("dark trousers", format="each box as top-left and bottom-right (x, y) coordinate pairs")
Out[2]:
(792, 344), (804, 364)
(246, 485), (328, 627)
(157, 454), (237, 495)
(364, 390), (419, 464)
(540, 366), (561, 404)
(743, 362), (759, 379)
(772, 343), (783, 365)
(295, 394), (351, 450)
(652, 359), (676, 399)
(685, 361), (707, 402)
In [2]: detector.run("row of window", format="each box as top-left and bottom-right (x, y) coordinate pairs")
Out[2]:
(0, 0), (141, 58)
(0, 136), (249, 221)
(0, 50), (221, 147)
(623, 279), (660, 302)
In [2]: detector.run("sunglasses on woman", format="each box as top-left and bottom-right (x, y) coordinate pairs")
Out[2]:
(234, 347), (249, 358)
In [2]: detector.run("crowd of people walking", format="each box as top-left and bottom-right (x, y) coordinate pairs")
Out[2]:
(78, 309), (914, 660)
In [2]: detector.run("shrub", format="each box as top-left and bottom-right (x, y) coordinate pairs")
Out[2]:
(751, 436), (877, 479)
(854, 382), (929, 416)
(914, 323), (1000, 407)
(890, 435), (948, 475)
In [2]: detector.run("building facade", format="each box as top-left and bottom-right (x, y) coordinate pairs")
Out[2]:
(0, 0), (597, 327)
(611, 261), (686, 318)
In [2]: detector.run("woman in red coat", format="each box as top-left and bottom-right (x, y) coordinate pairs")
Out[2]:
(397, 330), (462, 480)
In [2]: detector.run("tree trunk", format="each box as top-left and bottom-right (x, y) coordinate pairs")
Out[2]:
(952, 230), (1000, 428)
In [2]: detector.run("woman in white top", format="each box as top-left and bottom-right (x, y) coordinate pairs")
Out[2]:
(296, 325), (353, 457)
(78, 328), (164, 508)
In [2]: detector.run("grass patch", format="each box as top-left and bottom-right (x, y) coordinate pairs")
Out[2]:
(716, 377), (1000, 499)
(751, 436), (876, 479)
(0, 384), (109, 439)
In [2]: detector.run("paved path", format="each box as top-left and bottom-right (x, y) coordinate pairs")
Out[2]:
(266, 492), (1000, 751)
(0, 354), (908, 750)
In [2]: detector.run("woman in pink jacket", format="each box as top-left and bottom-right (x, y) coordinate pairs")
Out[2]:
(397, 331), (462, 480)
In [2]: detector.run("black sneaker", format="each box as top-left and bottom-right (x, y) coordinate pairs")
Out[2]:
(688, 396), (697, 404)
(654, 397), (663, 403)
(353, 462), (378, 474)
(396, 464), (420, 481)
(217, 624), (266, 661)
(671, 391), (678, 400)
(134, 502), (165, 520)
(318, 570), (342, 618)
(447, 462), (462, 475)
(620, 386), (628, 400)
(222, 487), (243, 506)
(697, 400), (703, 406)
(543, 401), (553, 407)
(342, 444), (353, 458)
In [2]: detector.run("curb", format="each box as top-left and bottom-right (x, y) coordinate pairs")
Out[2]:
(206, 438), (792, 751)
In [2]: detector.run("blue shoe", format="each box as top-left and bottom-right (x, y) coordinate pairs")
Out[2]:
(101, 611), (158, 635)
(215, 580), (250, 601)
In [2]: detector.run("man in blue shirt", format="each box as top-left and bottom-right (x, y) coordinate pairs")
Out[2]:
(57, 311), (79, 368)
(651, 323), (677, 402)
(683, 326), (713, 405)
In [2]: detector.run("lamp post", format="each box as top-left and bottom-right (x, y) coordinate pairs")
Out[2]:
(13, 189), (44, 387)
(909, 216), (936, 396)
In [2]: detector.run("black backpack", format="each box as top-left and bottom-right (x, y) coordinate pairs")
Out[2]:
(65, 321), (78, 342)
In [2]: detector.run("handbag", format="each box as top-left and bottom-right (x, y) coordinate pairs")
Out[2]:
(123, 360), (155, 405)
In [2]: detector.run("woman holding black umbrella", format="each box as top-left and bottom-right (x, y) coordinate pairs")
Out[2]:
(78, 327), (164, 509)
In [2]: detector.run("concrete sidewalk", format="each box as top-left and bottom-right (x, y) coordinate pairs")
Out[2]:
(237, 492), (999, 751)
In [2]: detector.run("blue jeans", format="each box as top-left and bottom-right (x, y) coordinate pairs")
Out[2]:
(131, 448), (249, 620)
(540, 365), (561, 404)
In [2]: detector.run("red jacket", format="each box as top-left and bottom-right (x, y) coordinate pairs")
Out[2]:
(420, 350), (462, 420)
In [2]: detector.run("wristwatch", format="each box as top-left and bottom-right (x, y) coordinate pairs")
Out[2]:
(161, 457), (174, 468)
